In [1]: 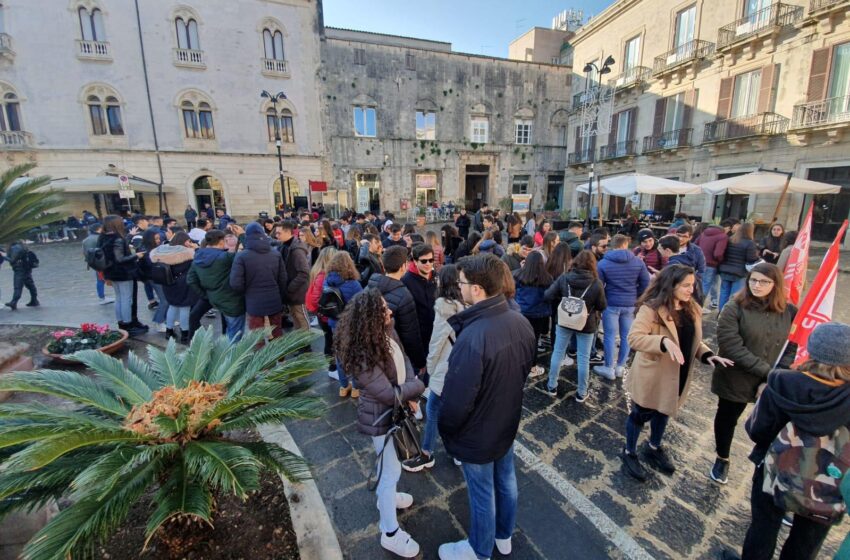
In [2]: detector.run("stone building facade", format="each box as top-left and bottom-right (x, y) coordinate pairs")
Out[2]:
(564, 0), (850, 246)
(0, 0), (325, 221)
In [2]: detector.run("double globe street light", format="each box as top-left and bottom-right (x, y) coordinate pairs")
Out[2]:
(581, 55), (615, 231)
(261, 90), (288, 211)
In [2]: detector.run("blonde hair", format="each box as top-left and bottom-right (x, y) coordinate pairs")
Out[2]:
(310, 246), (338, 284)
(300, 227), (322, 249)
(797, 360), (850, 384)
(425, 230), (441, 248)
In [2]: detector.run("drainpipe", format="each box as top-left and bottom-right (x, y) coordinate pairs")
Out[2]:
(134, 0), (166, 216)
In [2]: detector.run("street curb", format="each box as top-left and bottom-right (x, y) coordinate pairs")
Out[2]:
(258, 423), (344, 560)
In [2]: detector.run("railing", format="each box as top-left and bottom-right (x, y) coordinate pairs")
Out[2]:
(600, 140), (638, 160)
(568, 149), (595, 166)
(572, 87), (598, 110)
(262, 58), (288, 74)
(653, 40), (715, 74)
(173, 48), (205, 67)
(810, 0), (848, 10)
(0, 33), (12, 52)
(791, 95), (850, 128)
(643, 128), (693, 152)
(77, 39), (110, 59)
(0, 131), (33, 148)
(717, 3), (804, 49)
(608, 66), (652, 90)
(703, 112), (789, 142)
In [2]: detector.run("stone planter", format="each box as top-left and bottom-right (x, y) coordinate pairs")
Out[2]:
(0, 342), (33, 402)
(42, 329), (129, 364)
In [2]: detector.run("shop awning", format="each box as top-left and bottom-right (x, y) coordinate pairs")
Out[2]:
(46, 175), (173, 194)
(700, 171), (841, 195)
(577, 173), (701, 196)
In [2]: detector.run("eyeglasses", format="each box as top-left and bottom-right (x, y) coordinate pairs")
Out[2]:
(418, 258), (435, 264)
(597, 244), (608, 249)
(457, 280), (476, 287)
(748, 278), (774, 287)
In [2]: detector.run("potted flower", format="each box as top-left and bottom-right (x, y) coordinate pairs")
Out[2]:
(43, 322), (128, 363)
(416, 205), (428, 227)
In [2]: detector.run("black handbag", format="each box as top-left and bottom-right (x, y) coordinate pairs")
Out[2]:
(368, 387), (423, 491)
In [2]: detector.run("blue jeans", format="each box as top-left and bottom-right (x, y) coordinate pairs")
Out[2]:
(143, 280), (155, 302)
(372, 436), (402, 533)
(718, 273), (746, 311)
(461, 445), (518, 559)
(702, 266), (719, 306)
(548, 325), (594, 397)
(95, 272), (105, 299)
(166, 305), (190, 329)
(602, 307), (634, 368)
(151, 283), (169, 324)
(112, 280), (134, 323)
(224, 314), (245, 342)
(625, 403), (669, 454)
(421, 391), (443, 455)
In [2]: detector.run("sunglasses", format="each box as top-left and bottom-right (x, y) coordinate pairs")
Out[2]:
(418, 258), (435, 264)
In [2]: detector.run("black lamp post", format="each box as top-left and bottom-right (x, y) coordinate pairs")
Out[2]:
(581, 55), (615, 232)
(261, 90), (288, 210)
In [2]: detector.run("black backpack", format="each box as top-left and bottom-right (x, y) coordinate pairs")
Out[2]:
(318, 285), (346, 319)
(150, 262), (176, 286)
(85, 247), (108, 271)
(24, 250), (39, 270)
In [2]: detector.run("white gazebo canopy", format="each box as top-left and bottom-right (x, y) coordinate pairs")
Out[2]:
(11, 175), (172, 194)
(577, 173), (701, 196)
(700, 171), (840, 195)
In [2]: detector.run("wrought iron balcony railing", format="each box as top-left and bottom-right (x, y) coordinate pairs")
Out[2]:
(600, 140), (638, 160)
(810, 0), (848, 10)
(703, 112), (790, 142)
(790, 95), (850, 129)
(653, 40), (715, 75)
(717, 3), (804, 49)
(608, 66), (652, 90)
(568, 148), (595, 166)
(643, 128), (693, 152)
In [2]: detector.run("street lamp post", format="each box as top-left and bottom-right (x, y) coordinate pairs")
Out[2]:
(261, 90), (287, 211)
(581, 55), (615, 232)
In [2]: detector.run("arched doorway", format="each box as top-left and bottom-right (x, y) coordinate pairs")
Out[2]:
(193, 175), (226, 215)
(273, 176), (300, 209)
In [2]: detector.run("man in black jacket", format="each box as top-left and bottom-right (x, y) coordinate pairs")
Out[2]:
(359, 234), (384, 287)
(438, 254), (536, 560)
(276, 220), (311, 330)
(402, 243), (437, 362)
(4, 240), (39, 310)
(473, 202), (488, 233)
(367, 246), (426, 370)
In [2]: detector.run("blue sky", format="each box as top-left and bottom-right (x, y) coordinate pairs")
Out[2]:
(322, 0), (614, 58)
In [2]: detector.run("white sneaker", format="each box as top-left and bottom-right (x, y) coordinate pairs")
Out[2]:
(438, 540), (484, 560)
(528, 365), (545, 378)
(560, 355), (575, 367)
(326, 369), (339, 380)
(395, 492), (413, 509)
(99, 297), (115, 305)
(495, 537), (512, 555)
(615, 366), (626, 378)
(154, 322), (167, 333)
(381, 528), (420, 558)
(593, 365), (616, 380)
(453, 457), (462, 466)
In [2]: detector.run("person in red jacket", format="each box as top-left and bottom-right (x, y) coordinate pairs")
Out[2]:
(695, 219), (733, 310)
(305, 246), (339, 378)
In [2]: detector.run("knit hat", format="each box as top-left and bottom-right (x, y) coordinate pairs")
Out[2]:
(637, 229), (655, 243)
(807, 322), (850, 366)
(245, 222), (264, 237)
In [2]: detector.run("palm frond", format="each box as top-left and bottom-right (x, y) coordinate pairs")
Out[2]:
(71, 350), (154, 405)
(0, 402), (118, 429)
(192, 395), (273, 433)
(208, 330), (270, 387)
(245, 329), (320, 372)
(235, 350), (326, 396)
(177, 326), (214, 383)
(144, 457), (213, 549)
(216, 396), (324, 432)
(126, 350), (162, 391)
(0, 449), (102, 503)
(183, 441), (260, 499)
(146, 338), (184, 387)
(0, 370), (129, 417)
(234, 441), (313, 483)
(4, 429), (153, 472)
(0, 163), (62, 245)
(0, 422), (101, 451)
(241, 380), (313, 401)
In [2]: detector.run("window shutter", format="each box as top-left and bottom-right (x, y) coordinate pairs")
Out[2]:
(757, 64), (777, 114)
(717, 78), (734, 119)
(683, 88), (698, 128)
(575, 126), (582, 152)
(806, 47), (832, 102)
(627, 108), (637, 141)
(652, 98), (666, 137)
(608, 112), (620, 149)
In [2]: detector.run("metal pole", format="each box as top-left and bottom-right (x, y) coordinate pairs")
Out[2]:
(586, 164), (594, 231)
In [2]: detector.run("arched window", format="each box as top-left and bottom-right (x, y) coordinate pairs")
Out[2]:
(78, 7), (106, 41)
(175, 17), (200, 50)
(0, 91), (21, 131)
(181, 99), (214, 139)
(266, 107), (294, 143)
(86, 90), (123, 136)
(87, 95), (105, 135)
(262, 29), (284, 60)
(273, 176), (299, 208)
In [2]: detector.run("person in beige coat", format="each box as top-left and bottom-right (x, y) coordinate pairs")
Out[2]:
(623, 264), (733, 482)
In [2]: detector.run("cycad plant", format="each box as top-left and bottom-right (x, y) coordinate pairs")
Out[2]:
(0, 327), (326, 560)
(0, 163), (61, 245)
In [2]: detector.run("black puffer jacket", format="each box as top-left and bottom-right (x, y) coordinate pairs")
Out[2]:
(544, 269), (607, 334)
(402, 268), (437, 359)
(279, 238), (310, 305)
(150, 245), (198, 308)
(229, 230), (287, 317)
(354, 330), (425, 437)
(98, 232), (138, 282)
(359, 252), (383, 287)
(367, 273), (425, 369)
(718, 239), (759, 278)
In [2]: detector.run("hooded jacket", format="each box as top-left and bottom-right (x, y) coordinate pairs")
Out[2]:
(187, 248), (245, 317)
(323, 271), (362, 329)
(544, 268), (607, 334)
(368, 273), (426, 370)
(402, 263), (437, 357)
(279, 237), (310, 305)
(558, 230), (584, 257)
(695, 226), (729, 268)
(745, 369), (850, 465)
(597, 249), (650, 308)
(150, 244), (198, 307)
(427, 297), (467, 396)
(478, 239), (505, 257)
(229, 225), (287, 317)
(438, 295), (536, 464)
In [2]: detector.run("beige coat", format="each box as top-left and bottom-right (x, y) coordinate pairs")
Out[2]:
(626, 304), (711, 417)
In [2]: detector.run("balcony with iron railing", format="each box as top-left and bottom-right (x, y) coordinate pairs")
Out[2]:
(0, 33), (13, 59)
(653, 40), (715, 76)
(572, 87), (599, 111)
(76, 39), (111, 61)
(568, 148), (595, 166)
(173, 48), (206, 68)
(809, 0), (849, 9)
(703, 112), (790, 143)
(600, 140), (638, 160)
(717, 3), (803, 50)
(262, 58), (289, 77)
(0, 131), (33, 149)
(790, 95), (850, 130)
(608, 66), (652, 92)
(643, 128), (693, 153)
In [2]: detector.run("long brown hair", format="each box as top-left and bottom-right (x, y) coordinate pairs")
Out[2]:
(327, 251), (359, 281)
(571, 250), (598, 279)
(733, 262), (787, 313)
(635, 264), (699, 321)
(334, 288), (392, 379)
(731, 222), (754, 244)
(102, 215), (126, 237)
(547, 242), (572, 279)
(541, 231), (559, 257)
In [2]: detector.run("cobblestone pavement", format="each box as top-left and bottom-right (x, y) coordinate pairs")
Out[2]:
(2, 241), (849, 559)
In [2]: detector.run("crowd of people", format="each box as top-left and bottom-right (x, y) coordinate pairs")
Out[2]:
(1, 201), (848, 560)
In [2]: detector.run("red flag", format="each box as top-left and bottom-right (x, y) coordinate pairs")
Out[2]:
(787, 219), (848, 365)
(783, 203), (813, 305)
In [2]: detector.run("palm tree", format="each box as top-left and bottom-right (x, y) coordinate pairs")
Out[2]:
(0, 163), (62, 245)
(0, 327), (327, 560)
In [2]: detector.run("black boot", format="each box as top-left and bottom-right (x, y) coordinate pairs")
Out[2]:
(26, 300), (40, 307)
(130, 319), (149, 331)
(4, 301), (17, 311)
(165, 328), (176, 340)
(180, 331), (190, 345)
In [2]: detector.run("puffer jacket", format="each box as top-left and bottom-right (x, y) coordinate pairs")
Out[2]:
(229, 232), (287, 317)
(478, 239), (505, 257)
(513, 276), (550, 318)
(558, 231), (584, 257)
(279, 238), (310, 305)
(597, 249), (650, 308)
(718, 239), (759, 278)
(712, 299), (796, 403)
(426, 297), (467, 396)
(359, 251), (384, 287)
(368, 273), (425, 369)
(323, 271), (363, 328)
(695, 226), (728, 268)
(98, 232), (138, 281)
(544, 269), (607, 334)
(402, 264), (437, 358)
(305, 271), (326, 323)
(354, 329), (425, 437)
(187, 248), (244, 317)
(150, 245), (198, 307)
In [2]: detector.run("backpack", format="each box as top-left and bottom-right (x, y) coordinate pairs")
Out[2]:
(85, 247), (108, 271)
(318, 285), (346, 319)
(24, 250), (39, 270)
(150, 262), (176, 286)
(557, 283), (592, 330)
(762, 422), (850, 525)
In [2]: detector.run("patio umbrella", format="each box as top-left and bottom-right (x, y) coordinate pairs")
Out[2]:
(576, 173), (701, 196)
(699, 171), (840, 195)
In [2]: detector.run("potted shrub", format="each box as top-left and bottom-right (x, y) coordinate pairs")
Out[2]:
(43, 323), (128, 363)
(416, 205), (427, 227)
(0, 327), (325, 559)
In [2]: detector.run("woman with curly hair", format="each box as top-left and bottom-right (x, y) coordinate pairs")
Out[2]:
(335, 288), (425, 558)
(323, 252), (363, 397)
